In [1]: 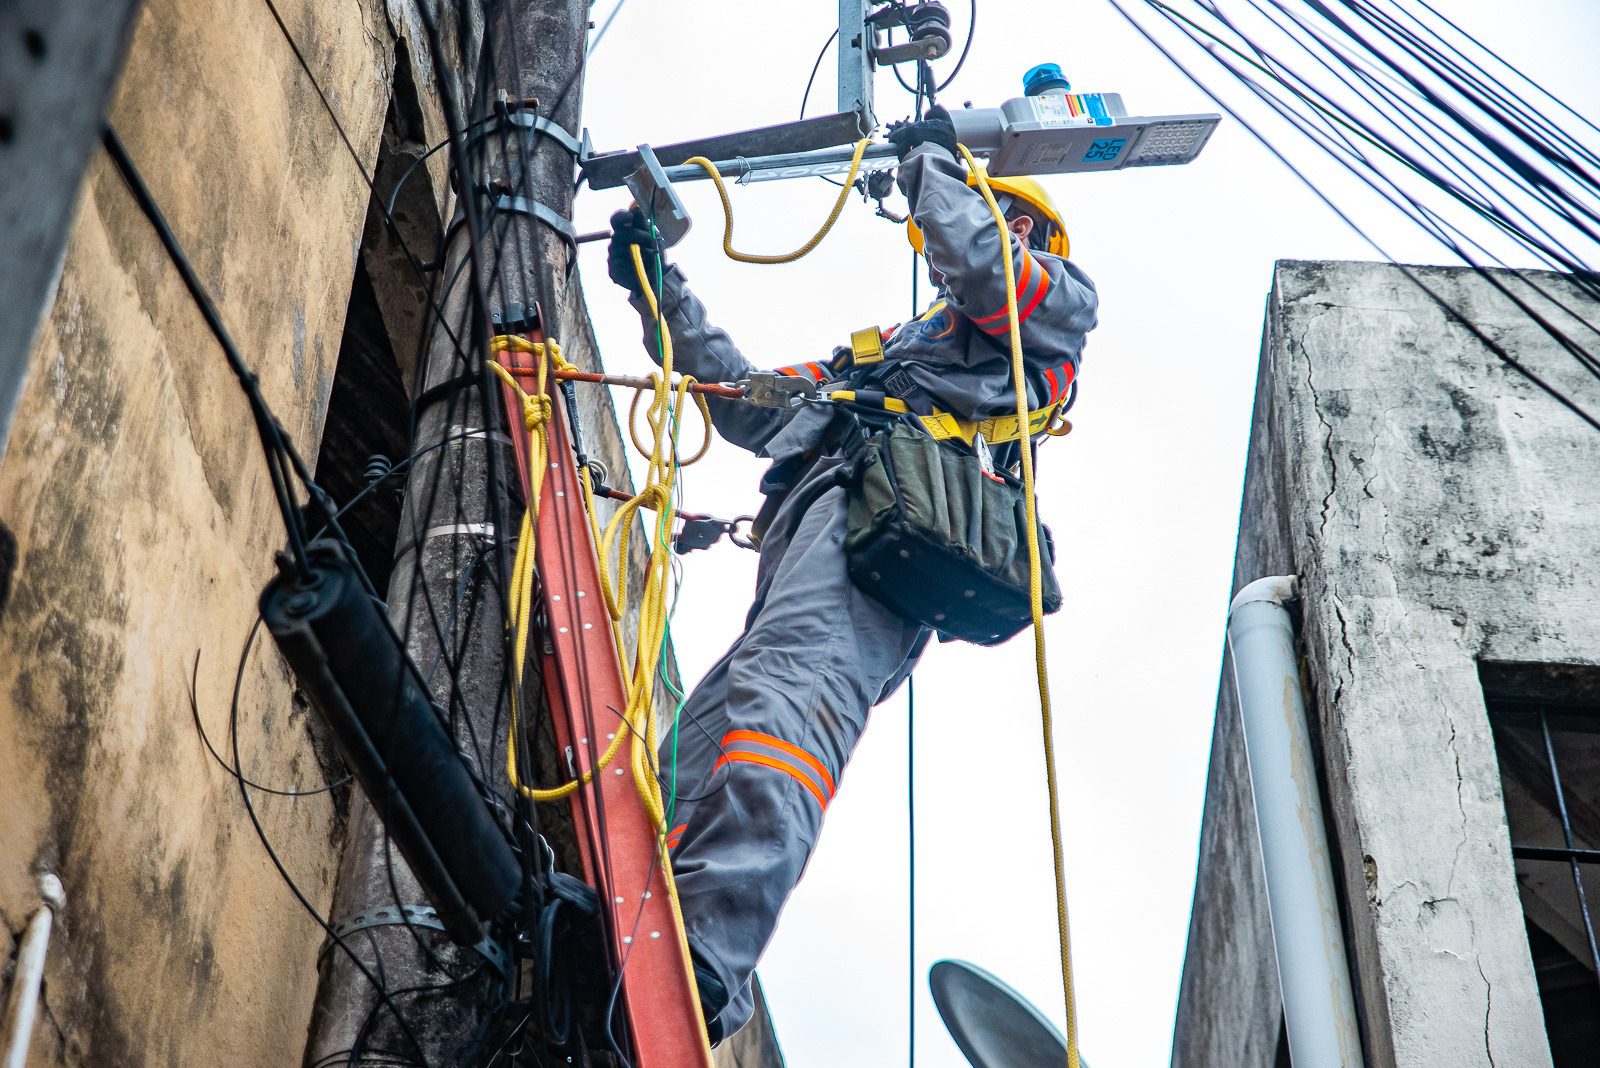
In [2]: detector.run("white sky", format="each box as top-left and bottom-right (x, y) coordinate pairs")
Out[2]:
(572, 3), (1600, 1065)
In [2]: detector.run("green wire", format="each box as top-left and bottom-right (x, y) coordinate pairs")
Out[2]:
(642, 208), (691, 829)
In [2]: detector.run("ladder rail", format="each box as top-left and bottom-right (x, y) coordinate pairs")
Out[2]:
(496, 331), (713, 1068)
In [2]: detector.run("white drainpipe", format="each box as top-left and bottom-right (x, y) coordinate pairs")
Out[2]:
(1, 874), (65, 1068)
(1228, 577), (1365, 1068)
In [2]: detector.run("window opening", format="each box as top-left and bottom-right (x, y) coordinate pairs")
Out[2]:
(1484, 667), (1600, 1067)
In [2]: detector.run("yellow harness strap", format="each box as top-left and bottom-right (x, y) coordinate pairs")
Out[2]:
(835, 300), (1071, 445)
(826, 390), (1065, 446)
(848, 326), (885, 365)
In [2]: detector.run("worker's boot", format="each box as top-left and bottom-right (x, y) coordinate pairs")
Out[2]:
(691, 956), (729, 1045)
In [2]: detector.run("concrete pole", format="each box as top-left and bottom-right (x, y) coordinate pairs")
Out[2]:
(1227, 576), (1366, 1068)
(0, 1), (142, 462)
(302, 1), (588, 1064)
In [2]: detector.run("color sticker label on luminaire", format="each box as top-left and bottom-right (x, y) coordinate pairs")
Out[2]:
(1031, 93), (1077, 127)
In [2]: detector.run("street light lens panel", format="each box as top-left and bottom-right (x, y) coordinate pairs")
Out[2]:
(1126, 118), (1219, 167)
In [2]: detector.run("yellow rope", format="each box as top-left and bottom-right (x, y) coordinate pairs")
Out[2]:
(492, 312), (712, 1052)
(687, 138), (873, 264)
(958, 144), (1082, 1068)
(625, 243), (716, 1054)
(488, 338), (631, 802)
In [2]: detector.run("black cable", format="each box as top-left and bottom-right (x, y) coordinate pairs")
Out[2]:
(799, 28), (841, 119)
(907, 674), (916, 1068)
(1140, 0), (1600, 283)
(1104, 0), (1600, 434)
(588, 0), (633, 55)
(225, 613), (436, 1067)
(260, 0), (479, 366)
(1125, 3), (1600, 371)
(935, 0), (976, 92)
(101, 126), (314, 574)
(189, 645), (350, 797)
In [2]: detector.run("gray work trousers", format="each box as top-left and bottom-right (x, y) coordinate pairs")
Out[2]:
(663, 453), (928, 1037)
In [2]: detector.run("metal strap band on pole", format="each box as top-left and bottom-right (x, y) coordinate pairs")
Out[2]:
(321, 905), (510, 978)
(392, 522), (498, 566)
(493, 194), (579, 251)
(467, 108), (585, 158)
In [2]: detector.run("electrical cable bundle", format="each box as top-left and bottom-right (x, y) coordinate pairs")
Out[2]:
(1105, 0), (1600, 430)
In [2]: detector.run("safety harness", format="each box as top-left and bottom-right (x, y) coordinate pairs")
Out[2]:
(773, 302), (1077, 447)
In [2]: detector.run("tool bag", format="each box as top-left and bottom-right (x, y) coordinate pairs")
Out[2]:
(843, 421), (1061, 645)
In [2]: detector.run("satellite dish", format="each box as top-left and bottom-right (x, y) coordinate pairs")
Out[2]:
(929, 959), (1086, 1068)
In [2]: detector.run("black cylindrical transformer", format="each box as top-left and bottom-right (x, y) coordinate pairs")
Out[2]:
(260, 540), (521, 944)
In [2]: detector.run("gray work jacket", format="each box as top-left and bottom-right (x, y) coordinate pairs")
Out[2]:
(628, 143), (1100, 466)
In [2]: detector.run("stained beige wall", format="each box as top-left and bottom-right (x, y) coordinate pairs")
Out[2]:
(0, 1), (403, 1062)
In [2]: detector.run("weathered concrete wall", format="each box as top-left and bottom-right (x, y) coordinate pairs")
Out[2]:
(1174, 261), (1600, 1068)
(1170, 332), (1292, 1068)
(0, 1), (403, 1063)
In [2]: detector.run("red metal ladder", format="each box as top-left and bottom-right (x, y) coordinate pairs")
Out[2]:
(495, 318), (713, 1068)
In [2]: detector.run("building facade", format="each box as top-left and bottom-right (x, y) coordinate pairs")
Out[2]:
(0, 2), (781, 1065)
(1173, 260), (1600, 1068)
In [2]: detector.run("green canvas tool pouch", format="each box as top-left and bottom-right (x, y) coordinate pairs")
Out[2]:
(843, 422), (1062, 646)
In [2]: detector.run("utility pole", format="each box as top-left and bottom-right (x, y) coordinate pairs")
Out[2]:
(303, 0), (589, 1063)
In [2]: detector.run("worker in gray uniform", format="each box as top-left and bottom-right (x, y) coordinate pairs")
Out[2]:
(604, 108), (1099, 1041)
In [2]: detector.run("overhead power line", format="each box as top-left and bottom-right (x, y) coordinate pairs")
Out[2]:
(1105, 0), (1600, 430)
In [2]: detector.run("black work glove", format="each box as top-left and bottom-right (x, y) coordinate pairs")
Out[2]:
(885, 105), (957, 160)
(606, 208), (665, 296)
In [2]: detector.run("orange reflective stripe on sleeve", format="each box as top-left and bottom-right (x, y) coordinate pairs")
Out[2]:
(665, 822), (687, 849)
(1015, 265), (1051, 325)
(975, 253), (1053, 335)
(720, 729), (836, 794)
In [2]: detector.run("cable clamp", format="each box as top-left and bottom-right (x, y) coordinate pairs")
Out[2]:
(742, 372), (818, 409)
(322, 904), (509, 978)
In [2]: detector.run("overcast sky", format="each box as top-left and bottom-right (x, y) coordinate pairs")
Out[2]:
(571, 2), (1600, 1064)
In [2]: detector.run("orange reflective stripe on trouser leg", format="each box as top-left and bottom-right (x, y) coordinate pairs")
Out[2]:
(712, 751), (830, 810)
(712, 729), (837, 812)
(719, 729), (837, 794)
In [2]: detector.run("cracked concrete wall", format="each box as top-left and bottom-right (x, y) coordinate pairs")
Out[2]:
(1175, 260), (1600, 1068)
(0, 1), (433, 1064)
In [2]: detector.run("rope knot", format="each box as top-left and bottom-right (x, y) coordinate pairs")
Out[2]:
(640, 484), (672, 512)
(522, 393), (552, 431)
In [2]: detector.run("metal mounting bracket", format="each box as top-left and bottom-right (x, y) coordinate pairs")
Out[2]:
(838, 0), (876, 126)
(624, 144), (692, 249)
(583, 2), (878, 190)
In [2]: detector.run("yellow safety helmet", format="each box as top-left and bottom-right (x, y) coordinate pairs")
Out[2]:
(906, 170), (1070, 259)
